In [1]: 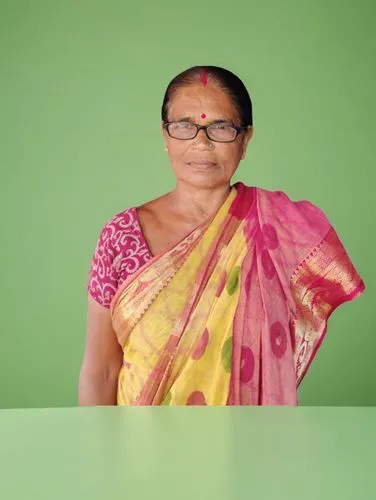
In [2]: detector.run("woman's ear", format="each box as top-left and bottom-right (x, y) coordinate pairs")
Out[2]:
(161, 121), (169, 153)
(241, 126), (254, 159)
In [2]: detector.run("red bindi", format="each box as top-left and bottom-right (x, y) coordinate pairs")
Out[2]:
(200, 68), (208, 86)
(201, 113), (206, 119)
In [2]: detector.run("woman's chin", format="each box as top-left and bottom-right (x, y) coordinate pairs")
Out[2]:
(176, 171), (230, 190)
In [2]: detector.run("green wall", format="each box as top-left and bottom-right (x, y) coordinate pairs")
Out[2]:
(1, 0), (374, 408)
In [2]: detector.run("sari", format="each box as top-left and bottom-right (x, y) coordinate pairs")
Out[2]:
(110, 183), (365, 406)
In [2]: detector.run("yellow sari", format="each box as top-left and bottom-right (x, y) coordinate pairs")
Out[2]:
(110, 183), (365, 405)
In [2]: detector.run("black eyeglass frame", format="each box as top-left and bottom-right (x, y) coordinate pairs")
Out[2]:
(163, 121), (249, 143)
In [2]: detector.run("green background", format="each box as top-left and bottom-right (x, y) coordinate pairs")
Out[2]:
(0, 0), (374, 408)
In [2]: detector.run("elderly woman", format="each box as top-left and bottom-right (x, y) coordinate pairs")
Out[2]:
(79, 65), (365, 406)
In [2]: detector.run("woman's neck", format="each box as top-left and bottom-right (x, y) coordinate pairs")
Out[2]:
(167, 181), (232, 224)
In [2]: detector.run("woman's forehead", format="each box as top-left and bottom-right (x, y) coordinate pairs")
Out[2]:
(168, 84), (237, 119)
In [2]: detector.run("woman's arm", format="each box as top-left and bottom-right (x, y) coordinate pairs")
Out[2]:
(78, 295), (123, 406)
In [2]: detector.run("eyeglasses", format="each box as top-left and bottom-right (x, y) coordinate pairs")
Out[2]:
(163, 121), (247, 143)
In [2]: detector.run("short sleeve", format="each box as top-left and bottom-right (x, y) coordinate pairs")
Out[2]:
(87, 222), (119, 309)
(290, 224), (366, 385)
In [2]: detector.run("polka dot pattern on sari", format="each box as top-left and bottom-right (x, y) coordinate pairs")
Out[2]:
(191, 329), (210, 361)
(227, 266), (240, 295)
(216, 271), (228, 297)
(262, 224), (279, 250)
(221, 337), (233, 373)
(240, 346), (255, 383)
(270, 321), (287, 358)
(261, 250), (276, 280)
(187, 391), (207, 405)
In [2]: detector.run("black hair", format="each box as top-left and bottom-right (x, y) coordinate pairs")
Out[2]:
(161, 65), (253, 127)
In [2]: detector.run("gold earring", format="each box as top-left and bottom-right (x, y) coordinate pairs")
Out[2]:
(165, 146), (168, 152)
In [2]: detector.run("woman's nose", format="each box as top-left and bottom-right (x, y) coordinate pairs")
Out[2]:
(194, 128), (212, 147)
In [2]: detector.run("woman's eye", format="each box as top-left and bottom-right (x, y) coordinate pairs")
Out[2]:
(176, 122), (194, 129)
(212, 124), (232, 130)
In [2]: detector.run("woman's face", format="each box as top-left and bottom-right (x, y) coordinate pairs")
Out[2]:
(162, 83), (253, 190)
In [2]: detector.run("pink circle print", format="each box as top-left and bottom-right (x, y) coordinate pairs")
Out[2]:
(261, 250), (276, 280)
(240, 346), (255, 384)
(262, 224), (279, 250)
(187, 391), (207, 406)
(216, 271), (227, 297)
(191, 329), (210, 361)
(270, 321), (288, 359)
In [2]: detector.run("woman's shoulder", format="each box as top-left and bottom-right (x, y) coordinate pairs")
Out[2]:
(98, 207), (144, 243)
(254, 185), (330, 233)
(88, 207), (152, 308)
(248, 185), (336, 270)
(95, 206), (152, 258)
(255, 185), (316, 206)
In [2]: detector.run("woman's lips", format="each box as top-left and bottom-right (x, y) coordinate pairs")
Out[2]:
(188, 161), (217, 168)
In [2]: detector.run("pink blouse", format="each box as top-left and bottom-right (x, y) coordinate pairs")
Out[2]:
(88, 208), (152, 309)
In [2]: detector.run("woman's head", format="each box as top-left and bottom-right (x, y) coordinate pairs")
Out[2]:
(161, 66), (254, 190)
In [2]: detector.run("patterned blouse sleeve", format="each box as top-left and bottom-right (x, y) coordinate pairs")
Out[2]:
(87, 220), (119, 309)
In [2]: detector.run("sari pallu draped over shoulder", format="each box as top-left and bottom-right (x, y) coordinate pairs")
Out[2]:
(110, 183), (365, 406)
